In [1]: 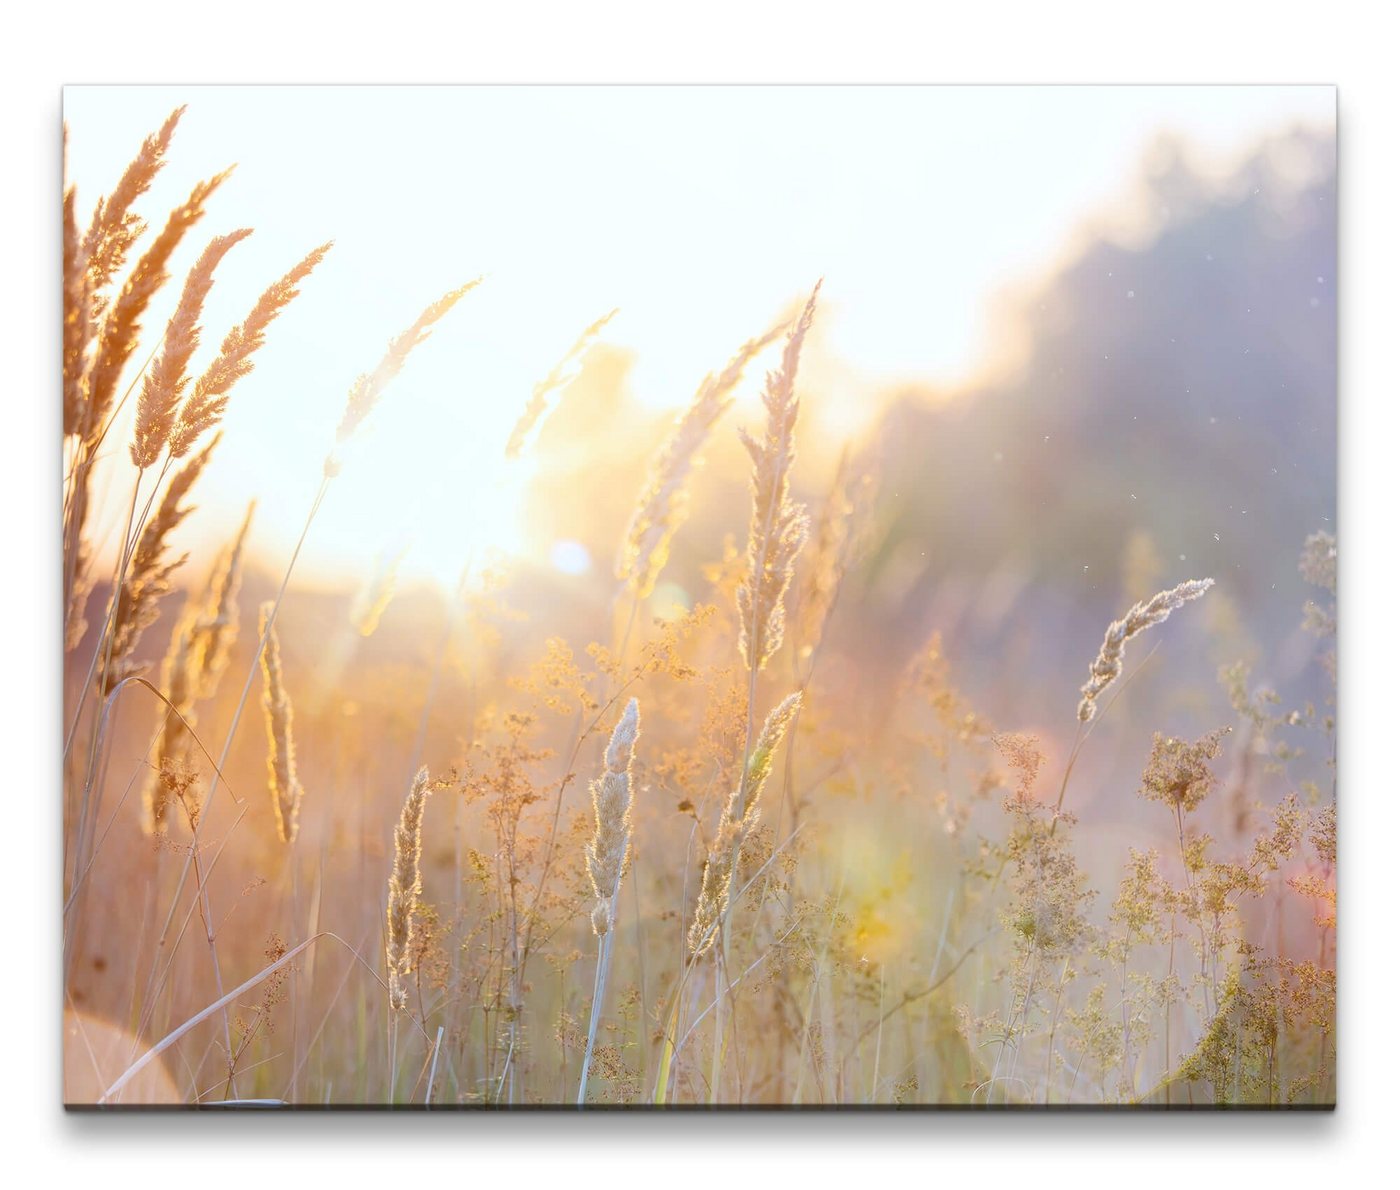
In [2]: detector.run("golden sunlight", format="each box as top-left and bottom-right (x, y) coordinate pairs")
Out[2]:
(61, 86), (1336, 1110)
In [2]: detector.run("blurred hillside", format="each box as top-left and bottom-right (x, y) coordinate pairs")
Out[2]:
(826, 125), (1336, 736)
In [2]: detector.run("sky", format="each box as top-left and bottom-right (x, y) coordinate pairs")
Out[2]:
(64, 85), (1334, 590)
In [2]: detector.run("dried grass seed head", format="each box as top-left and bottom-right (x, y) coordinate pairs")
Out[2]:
(736, 282), (821, 670)
(131, 229), (252, 468)
(191, 501), (255, 697)
(386, 767), (433, 1010)
(258, 601), (304, 844)
(105, 434), (221, 690)
(688, 691), (802, 957)
(617, 323), (784, 598)
(1076, 578), (1214, 723)
(586, 698), (642, 935)
(81, 106), (186, 306)
(505, 308), (618, 459)
(86, 168), (235, 441)
(330, 279), (481, 459)
(168, 240), (332, 458)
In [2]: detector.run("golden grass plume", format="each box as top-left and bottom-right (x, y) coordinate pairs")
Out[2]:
(167, 240), (332, 458)
(64, 106), (187, 439)
(328, 279), (482, 469)
(617, 323), (784, 599)
(85, 167), (235, 443)
(131, 229), (252, 468)
(63, 185), (94, 441)
(386, 766), (432, 1011)
(105, 434), (221, 690)
(688, 691), (802, 957)
(736, 283), (820, 670)
(258, 600), (304, 844)
(190, 501), (256, 699)
(79, 106), (186, 315)
(505, 309), (618, 459)
(144, 503), (255, 832)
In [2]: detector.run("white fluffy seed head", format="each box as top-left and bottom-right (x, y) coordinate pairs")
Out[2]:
(586, 698), (641, 936)
(386, 767), (432, 1011)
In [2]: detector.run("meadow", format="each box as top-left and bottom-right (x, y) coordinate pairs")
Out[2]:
(61, 104), (1336, 1107)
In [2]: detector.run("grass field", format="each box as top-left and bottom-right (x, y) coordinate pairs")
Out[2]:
(61, 100), (1336, 1108)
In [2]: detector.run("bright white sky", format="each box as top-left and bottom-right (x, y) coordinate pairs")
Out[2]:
(65, 86), (1333, 589)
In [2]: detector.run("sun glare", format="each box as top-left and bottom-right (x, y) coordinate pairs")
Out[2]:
(65, 86), (1332, 601)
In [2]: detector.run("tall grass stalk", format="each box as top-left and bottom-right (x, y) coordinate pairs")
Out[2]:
(576, 698), (639, 1104)
(577, 890), (620, 1106)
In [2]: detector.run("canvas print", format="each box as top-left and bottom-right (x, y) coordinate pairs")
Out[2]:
(61, 86), (1336, 1108)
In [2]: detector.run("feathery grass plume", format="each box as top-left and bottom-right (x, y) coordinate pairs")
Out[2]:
(144, 602), (200, 834)
(104, 435), (220, 691)
(795, 445), (873, 664)
(585, 698), (642, 935)
(63, 183), (94, 439)
(386, 767), (432, 1011)
(328, 279), (482, 467)
(80, 106), (185, 314)
(192, 502), (255, 698)
(1076, 578), (1215, 723)
(505, 309), (618, 459)
(131, 230), (252, 468)
(688, 691), (802, 958)
(258, 601), (303, 844)
(167, 241), (333, 459)
(736, 283), (820, 670)
(617, 324), (784, 598)
(85, 168), (235, 443)
(65, 110), (191, 644)
(143, 505), (255, 832)
(349, 545), (407, 638)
